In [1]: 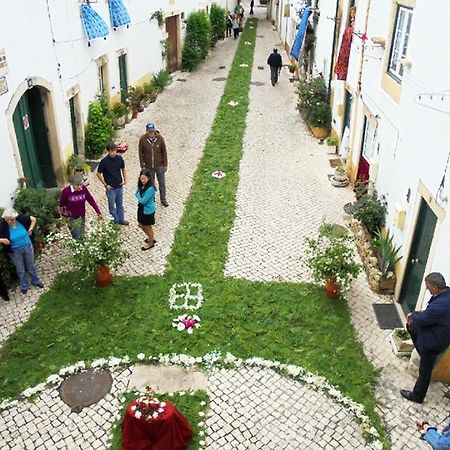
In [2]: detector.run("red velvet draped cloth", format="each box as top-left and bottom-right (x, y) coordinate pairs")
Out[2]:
(335, 25), (354, 80)
(121, 400), (192, 450)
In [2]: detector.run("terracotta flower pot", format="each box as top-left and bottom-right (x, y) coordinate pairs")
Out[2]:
(95, 265), (111, 287)
(325, 279), (340, 299)
(310, 126), (329, 139)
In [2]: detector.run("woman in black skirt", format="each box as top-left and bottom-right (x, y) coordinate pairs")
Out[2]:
(135, 169), (157, 251)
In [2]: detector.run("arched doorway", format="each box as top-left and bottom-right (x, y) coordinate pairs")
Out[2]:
(12, 86), (56, 188)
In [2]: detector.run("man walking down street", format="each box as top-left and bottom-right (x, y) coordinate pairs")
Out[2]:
(400, 272), (450, 404)
(138, 123), (169, 207)
(267, 48), (282, 86)
(97, 142), (129, 225)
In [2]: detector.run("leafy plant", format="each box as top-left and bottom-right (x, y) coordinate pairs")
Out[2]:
(395, 328), (410, 340)
(306, 223), (361, 298)
(210, 4), (226, 47)
(335, 164), (346, 174)
(326, 136), (339, 147)
(353, 178), (368, 199)
(66, 154), (85, 177)
(127, 86), (145, 108)
(47, 218), (129, 280)
(182, 11), (212, 71)
(309, 100), (332, 129)
(353, 193), (387, 235)
(297, 76), (328, 122)
(85, 99), (113, 159)
(111, 101), (127, 118)
(153, 69), (172, 90)
(150, 10), (164, 27)
(373, 230), (402, 277)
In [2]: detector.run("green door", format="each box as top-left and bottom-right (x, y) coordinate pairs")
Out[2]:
(12, 88), (56, 188)
(118, 54), (128, 104)
(69, 96), (79, 155)
(399, 199), (437, 313)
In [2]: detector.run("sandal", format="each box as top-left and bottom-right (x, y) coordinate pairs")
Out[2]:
(141, 244), (155, 251)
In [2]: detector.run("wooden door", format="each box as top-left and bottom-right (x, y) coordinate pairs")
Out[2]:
(12, 88), (56, 188)
(399, 199), (437, 313)
(69, 95), (79, 156)
(165, 16), (179, 72)
(357, 116), (373, 181)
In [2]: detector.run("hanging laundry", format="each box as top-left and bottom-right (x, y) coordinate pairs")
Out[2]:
(108, 0), (131, 28)
(335, 25), (353, 80)
(290, 7), (313, 61)
(80, 3), (109, 41)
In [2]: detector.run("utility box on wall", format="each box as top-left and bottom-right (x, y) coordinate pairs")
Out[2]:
(394, 204), (407, 230)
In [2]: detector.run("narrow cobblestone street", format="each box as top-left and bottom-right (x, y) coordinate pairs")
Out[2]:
(0, 5), (449, 450)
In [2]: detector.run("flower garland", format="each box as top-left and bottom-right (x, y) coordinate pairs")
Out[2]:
(130, 386), (166, 421)
(172, 314), (201, 334)
(0, 352), (383, 449)
(168, 282), (203, 311)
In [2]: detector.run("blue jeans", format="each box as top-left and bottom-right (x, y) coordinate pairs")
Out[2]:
(9, 244), (42, 290)
(68, 217), (85, 240)
(106, 187), (124, 223)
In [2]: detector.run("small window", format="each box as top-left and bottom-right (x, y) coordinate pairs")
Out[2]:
(361, 117), (375, 162)
(388, 6), (413, 82)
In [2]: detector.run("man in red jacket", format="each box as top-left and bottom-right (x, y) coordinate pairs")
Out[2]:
(138, 124), (169, 207)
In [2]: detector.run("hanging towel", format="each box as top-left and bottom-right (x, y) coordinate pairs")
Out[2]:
(335, 25), (353, 80)
(109, 0), (131, 28)
(290, 7), (313, 61)
(80, 3), (109, 40)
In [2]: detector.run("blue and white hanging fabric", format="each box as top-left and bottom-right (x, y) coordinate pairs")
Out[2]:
(80, 3), (109, 40)
(108, 0), (131, 28)
(290, 6), (313, 61)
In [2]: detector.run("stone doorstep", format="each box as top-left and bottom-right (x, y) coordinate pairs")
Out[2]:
(127, 365), (208, 393)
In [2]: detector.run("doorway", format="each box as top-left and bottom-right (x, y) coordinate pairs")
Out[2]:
(118, 53), (128, 104)
(356, 116), (375, 181)
(165, 15), (179, 72)
(69, 93), (82, 156)
(12, 87), (56, 188)
(399, 199), (437, 313)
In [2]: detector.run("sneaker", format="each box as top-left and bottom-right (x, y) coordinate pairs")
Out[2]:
(2, 296), (10, 302)
(34, 282), (45, 289)
(119, 220), (129, 226)
(21, 288), (28, 295)
(161, 200), (169, 207)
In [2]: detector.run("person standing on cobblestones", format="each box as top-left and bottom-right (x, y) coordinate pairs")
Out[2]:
(226, 11), (233, 37)
(401, 272), (450, 404)
(135, 169), (157, 251)
(0, 208), (44, 295)
(139, 124), (169, 207)
(267, 48), (283, 86)
(60, 175), (102, 239)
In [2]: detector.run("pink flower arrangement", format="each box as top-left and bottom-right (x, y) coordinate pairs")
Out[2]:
(172, 314), (201, 334)
(116, 142), (128, 153)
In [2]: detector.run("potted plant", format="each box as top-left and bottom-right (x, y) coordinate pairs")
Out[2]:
(331, 164), (349, 187)
(85, 98), (113, 160)
(127, 86), (145, 118)
(111, 101), (127, 129)
(353, 178), (368, 200)
(288, 63), (297, 74)
(326, 135), (339, 154)
(142, 82), (158, 107)
(353, 192), (387, 236)
(309, 101), (332, 138)
(306, 223), (361, 299)
(372, 230), (402, 293)
(47, 218), (129, 286)
(66, 154), (90, 178)
(390, 328), (414, 357)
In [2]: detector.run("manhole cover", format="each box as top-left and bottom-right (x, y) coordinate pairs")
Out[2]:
(219, 65), (226, 69)
(176, 78), (187, 82)
(212, 77), (227, 82)
(257, 66), (265, 70)
(59, 369), (113, 413)
(343, 202), (355, 215)
(250, 81), (265, 86)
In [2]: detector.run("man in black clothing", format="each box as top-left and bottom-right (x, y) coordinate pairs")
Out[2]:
(267, 48), (282, 86)
(250, 0), (254, 15)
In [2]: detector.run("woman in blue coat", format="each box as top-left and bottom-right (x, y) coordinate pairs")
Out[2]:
(135, 169), (157, 251)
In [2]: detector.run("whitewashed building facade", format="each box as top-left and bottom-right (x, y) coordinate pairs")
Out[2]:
(0, 0), (231, 208)
(280, 0), (450, 312)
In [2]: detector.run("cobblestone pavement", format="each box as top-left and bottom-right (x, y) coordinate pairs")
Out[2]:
(0, 363), (371, 449)
(206, 366), (369, 450)
(1, 5), (449, 450)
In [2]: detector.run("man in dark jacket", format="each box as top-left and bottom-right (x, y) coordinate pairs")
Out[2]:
(401, 272), (450, 403)
(267, 48), (283, 86)
(138, 124), (169, 207)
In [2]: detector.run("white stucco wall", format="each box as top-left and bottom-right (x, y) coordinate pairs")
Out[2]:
(0, 0), (231, 208)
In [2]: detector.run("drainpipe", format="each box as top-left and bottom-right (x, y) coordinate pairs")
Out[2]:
(356, 0), (371, 96)
(327, 0), (340, 99)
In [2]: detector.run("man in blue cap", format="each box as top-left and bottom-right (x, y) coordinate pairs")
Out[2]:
(138, 124), (169, 207)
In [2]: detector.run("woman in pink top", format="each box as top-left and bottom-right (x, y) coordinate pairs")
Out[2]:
(59, 175), (102, 239)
